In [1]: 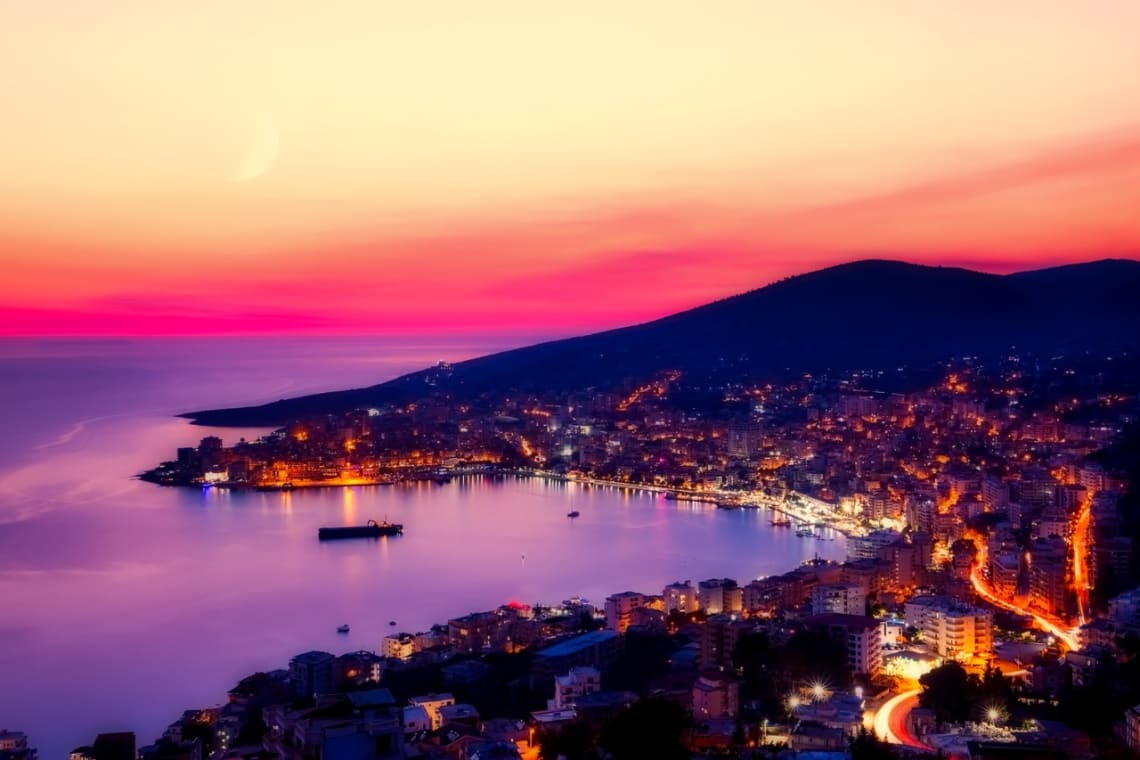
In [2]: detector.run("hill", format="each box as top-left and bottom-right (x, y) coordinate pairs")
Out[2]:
(184, 258), (1140, 426)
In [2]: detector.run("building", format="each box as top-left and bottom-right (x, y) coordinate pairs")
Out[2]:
(533, 630), (621, 681)
(70, 734), (136, 760)
(804, 614), (882, 676)
(337, 651), (385, 688)
(847, 529), (902, 561)
(551, 666), (601, 709)
(1029, 537), (1070, 619)
(448, 610), (512, 653)
(691, 674), (739, 720)
(0, 732), (36, 760)
(791, 692), (866, 737)
(791, 723), (848, 752)
(663, 580), (698, 614)
(289, 650), (337, 699)
(438, 703), (480, 729)
(402, 705), (431, 734)
(699, 614), (753, 668)
(1122, 703), (1140, 753)
(697, 578), (742, 615)
(811, 582), (866, 616)
(383, 633), (416, 661)
(990, 552), (1021, 599)
(604, 591), (648, 632)
(904, 596), (993, 659)
(408, 693), (456, 731)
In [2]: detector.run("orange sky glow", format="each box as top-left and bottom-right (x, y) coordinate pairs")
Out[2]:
(3, 1), (1139, 336)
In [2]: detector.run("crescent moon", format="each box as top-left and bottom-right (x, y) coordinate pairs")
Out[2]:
(231, 113), (279, 182)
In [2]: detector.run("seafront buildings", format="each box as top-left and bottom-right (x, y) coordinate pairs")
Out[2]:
(127, 354), (1140, 756)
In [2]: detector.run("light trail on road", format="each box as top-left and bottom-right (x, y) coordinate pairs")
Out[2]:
(873, 688), (931, 751)
(1071, 495), (1093, 625)
(969, 564), (1080, 651)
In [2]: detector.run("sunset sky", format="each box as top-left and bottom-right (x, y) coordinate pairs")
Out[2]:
(3, 1), (1140, 336)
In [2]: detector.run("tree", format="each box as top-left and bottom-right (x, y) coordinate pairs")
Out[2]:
(777, 630), (852, 690)
(733, 631), (776, 701)
(918, 661), (978, 726)
(599, 698), (690, 760)
(850, 726), (899, 760)
(539, 721), (597, 760)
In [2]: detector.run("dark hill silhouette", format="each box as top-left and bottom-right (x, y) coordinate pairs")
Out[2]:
(185, 258), (1140, 426)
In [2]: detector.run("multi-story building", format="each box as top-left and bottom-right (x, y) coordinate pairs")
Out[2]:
(699, 614), (753, 668)
(811, 583), (866, 616)
(0, 732), (36, 760)
(551, 666), (601, 709)
(663, 580), (698, 614)
(804, 614), (882, 676)
(904, 596), (993, 659)
(848, 530), (902, 561)
(383, 633), (415, 661)
(697, 578), (742, 615)
(989, 552), (1021, 599)
(532, 629), (621, 682)
(604, 591), (648, 632)
(337, 651), (384, 688)
(448, 610), (514, 653)
(1029, 536), (1070, 619)
(289, 650), (337, 699)
(408, 693), (456, 731)
(692, 674), (740, 720)
(1122, 703), (1140, 753)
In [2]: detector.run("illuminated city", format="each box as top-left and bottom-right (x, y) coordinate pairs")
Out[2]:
(5, 3), (1140, 759)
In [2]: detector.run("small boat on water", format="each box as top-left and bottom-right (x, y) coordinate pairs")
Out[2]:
(337, 624), (350, 634)
(770, 515), (793, 526)
(795, 523), (817, 537)
(567, 510), (580, 518)
(388, 620), (397, 626)
(318, 519), (403, 540)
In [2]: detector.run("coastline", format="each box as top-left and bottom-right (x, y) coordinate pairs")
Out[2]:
(141, 463), (866, 537)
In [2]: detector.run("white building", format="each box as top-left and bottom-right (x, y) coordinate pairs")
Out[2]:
(551, 666), (601, 710)
(402, 705), (432, 734)
(904, 596), (993, 659)
(811, 582), (866, 616)
(409, 693), (456, 731)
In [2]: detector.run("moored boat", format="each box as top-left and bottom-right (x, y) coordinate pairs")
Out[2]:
(318, 519), (403, 540)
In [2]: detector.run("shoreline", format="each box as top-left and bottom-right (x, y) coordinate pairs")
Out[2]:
(141, 464), (867, 537)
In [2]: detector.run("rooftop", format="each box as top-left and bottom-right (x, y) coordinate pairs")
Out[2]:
(536, 629), (619, 659)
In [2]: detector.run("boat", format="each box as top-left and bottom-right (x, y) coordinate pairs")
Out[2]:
(770, 515), (793, 526)
(388, 620), (397, 626)
(795, 523), (817, 537)
(337, 624), (350, 634)
(567, 510), (580, 518)
(318, 519), (404, 540)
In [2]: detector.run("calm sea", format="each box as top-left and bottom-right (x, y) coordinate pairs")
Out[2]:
(0, 336), (845, 756)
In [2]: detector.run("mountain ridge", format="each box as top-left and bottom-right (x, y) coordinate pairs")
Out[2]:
(183, 258), (1140, 426)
